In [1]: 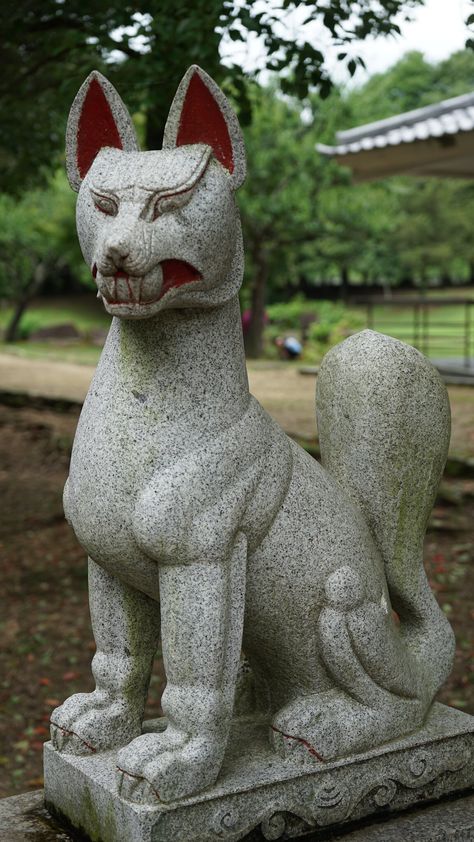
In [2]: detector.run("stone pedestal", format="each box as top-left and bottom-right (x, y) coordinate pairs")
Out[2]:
(3, 789), (474, 841)
(44, 703), (474, 842)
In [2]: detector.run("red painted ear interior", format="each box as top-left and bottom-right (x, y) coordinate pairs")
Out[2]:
(176, 72), (234, 174)
(77, 78), (123, 179)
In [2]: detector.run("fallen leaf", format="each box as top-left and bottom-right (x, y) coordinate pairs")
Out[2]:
(62, 671), (80, 682)
(26, 777), (44, 787)
(33, 726), (49, 736)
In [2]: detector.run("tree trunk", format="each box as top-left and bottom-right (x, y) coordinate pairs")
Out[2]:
(145, 104), (168, 152)
(245, 250), (268, 359)
(441, 270), (452, 286)
(340, 265), (350, 303)
(4, 263), (47, 342)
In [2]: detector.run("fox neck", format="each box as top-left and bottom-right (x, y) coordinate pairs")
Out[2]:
(110, 295), (250, 431)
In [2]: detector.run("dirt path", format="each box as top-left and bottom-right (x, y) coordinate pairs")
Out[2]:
(0, 354), (472, 456)
(0, 354), (93, 404)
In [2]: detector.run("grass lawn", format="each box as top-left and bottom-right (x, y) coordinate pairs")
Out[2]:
(0, 296), (109, 365)
(0, 341), (102, 366)
(1, 290), (473, 362)
(354, 289), (474, 360)
(0, 295), (110, 337)
(367, 303), (472, 359)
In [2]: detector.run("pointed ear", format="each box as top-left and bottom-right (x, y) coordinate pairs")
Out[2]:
(66, 71), (139, 192)
(163, 66), (246, 190)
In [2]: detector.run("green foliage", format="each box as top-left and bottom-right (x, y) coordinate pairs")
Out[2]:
(0, 194), (47, 300)
(267, 295), (343, 328)
(348, 49), (474, 122)
(236, 46), (474, 355)
(238, 83), (337, 354)
(1, 0), (427, 192)
(239, 85), (330, 295)
(391, 179), (474, 285)
(239, 48), (474, 311)
(224, 0), (424, 99)
(265, 295), (365, 361)
(2, 6), (474, 349)
(0, 171), (89, 304)
(306, 49), (474, 290)
(1, 0), (224, 192)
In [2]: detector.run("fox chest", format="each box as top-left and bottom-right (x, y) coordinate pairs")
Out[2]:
(64, 391), (170, 589)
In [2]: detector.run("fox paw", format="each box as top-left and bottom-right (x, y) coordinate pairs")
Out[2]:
(51, 691), (141, 755)
(116, 727), (222, 803)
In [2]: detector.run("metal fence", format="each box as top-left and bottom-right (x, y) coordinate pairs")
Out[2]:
(352, 297), (473, 368)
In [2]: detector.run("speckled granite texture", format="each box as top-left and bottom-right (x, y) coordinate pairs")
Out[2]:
(3, 786), (474, 841)
(44, 64), (474, 840)
(44, 704), (474, 842)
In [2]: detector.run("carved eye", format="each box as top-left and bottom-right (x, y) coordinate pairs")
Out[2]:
(152, 188), (193, 221)
(91, 193), (118, 216)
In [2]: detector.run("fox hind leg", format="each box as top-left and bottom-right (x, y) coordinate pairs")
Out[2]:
(271, 566), (426, 763)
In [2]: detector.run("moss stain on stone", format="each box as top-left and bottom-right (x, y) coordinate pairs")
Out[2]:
(45, 786), (118, 842)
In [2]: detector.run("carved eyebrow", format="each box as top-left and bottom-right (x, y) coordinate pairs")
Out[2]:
(149, 145), (212, 203)
(91, 145), (212, 208)
(139, 146), (212, 219)
(151, 178), (196, 205)
(90, 186), (120, 200)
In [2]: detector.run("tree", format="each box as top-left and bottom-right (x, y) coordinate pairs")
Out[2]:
(2, 0), (426, 192)
(307, 48), (474, 296)
(347, 49), (474, 123)
(239, 86), (334, 356)
(229, 44), (474, 354)
(392, 180), (474, 287)
(311, 182), (400, 294)
(0, 172), (87, 340)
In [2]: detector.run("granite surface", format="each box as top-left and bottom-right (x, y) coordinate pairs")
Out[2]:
(3, 787), (474, 842)
(44, 704), (474, 842)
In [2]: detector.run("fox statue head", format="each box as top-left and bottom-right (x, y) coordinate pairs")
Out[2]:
(66, 66), (246, 319)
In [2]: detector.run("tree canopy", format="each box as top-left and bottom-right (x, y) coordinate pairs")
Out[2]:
(319, 50), (474, 290)
(2, 4), (474, 348)
(2, 0), (426, 192)
(237, 47), (474, 353)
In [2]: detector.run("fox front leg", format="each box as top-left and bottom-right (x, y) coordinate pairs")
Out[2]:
(117, 534), (247, 804)
(50, 559), (160, 754)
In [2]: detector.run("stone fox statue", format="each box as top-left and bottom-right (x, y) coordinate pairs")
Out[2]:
(51, 66), (454, 805)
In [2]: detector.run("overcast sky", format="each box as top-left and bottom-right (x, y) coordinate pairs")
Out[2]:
(221, 0), (472, 86)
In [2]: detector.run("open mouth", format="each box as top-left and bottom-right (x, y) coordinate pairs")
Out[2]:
(96, 260), (202, 306)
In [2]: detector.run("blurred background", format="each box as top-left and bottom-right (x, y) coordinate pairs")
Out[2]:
(1, 0), (473, 798)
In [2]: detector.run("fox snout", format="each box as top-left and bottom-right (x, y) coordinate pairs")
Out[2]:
(103, 238), (130, 271)
(96, 224), (150, 281)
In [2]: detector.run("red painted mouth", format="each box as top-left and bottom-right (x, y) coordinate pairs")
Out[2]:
(159, 259), (201, 299)
(92, 260), (202, 307)
(101, 261), (201, 306)
(112, 270), (134, 302)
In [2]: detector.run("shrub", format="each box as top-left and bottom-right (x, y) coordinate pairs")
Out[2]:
(265, 295), (364, 361)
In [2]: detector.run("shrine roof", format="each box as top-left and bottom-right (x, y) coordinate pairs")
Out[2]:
(317, 91), (474, 181)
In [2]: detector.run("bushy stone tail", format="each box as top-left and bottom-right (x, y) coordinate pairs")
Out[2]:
(316, 330), (455, 699)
